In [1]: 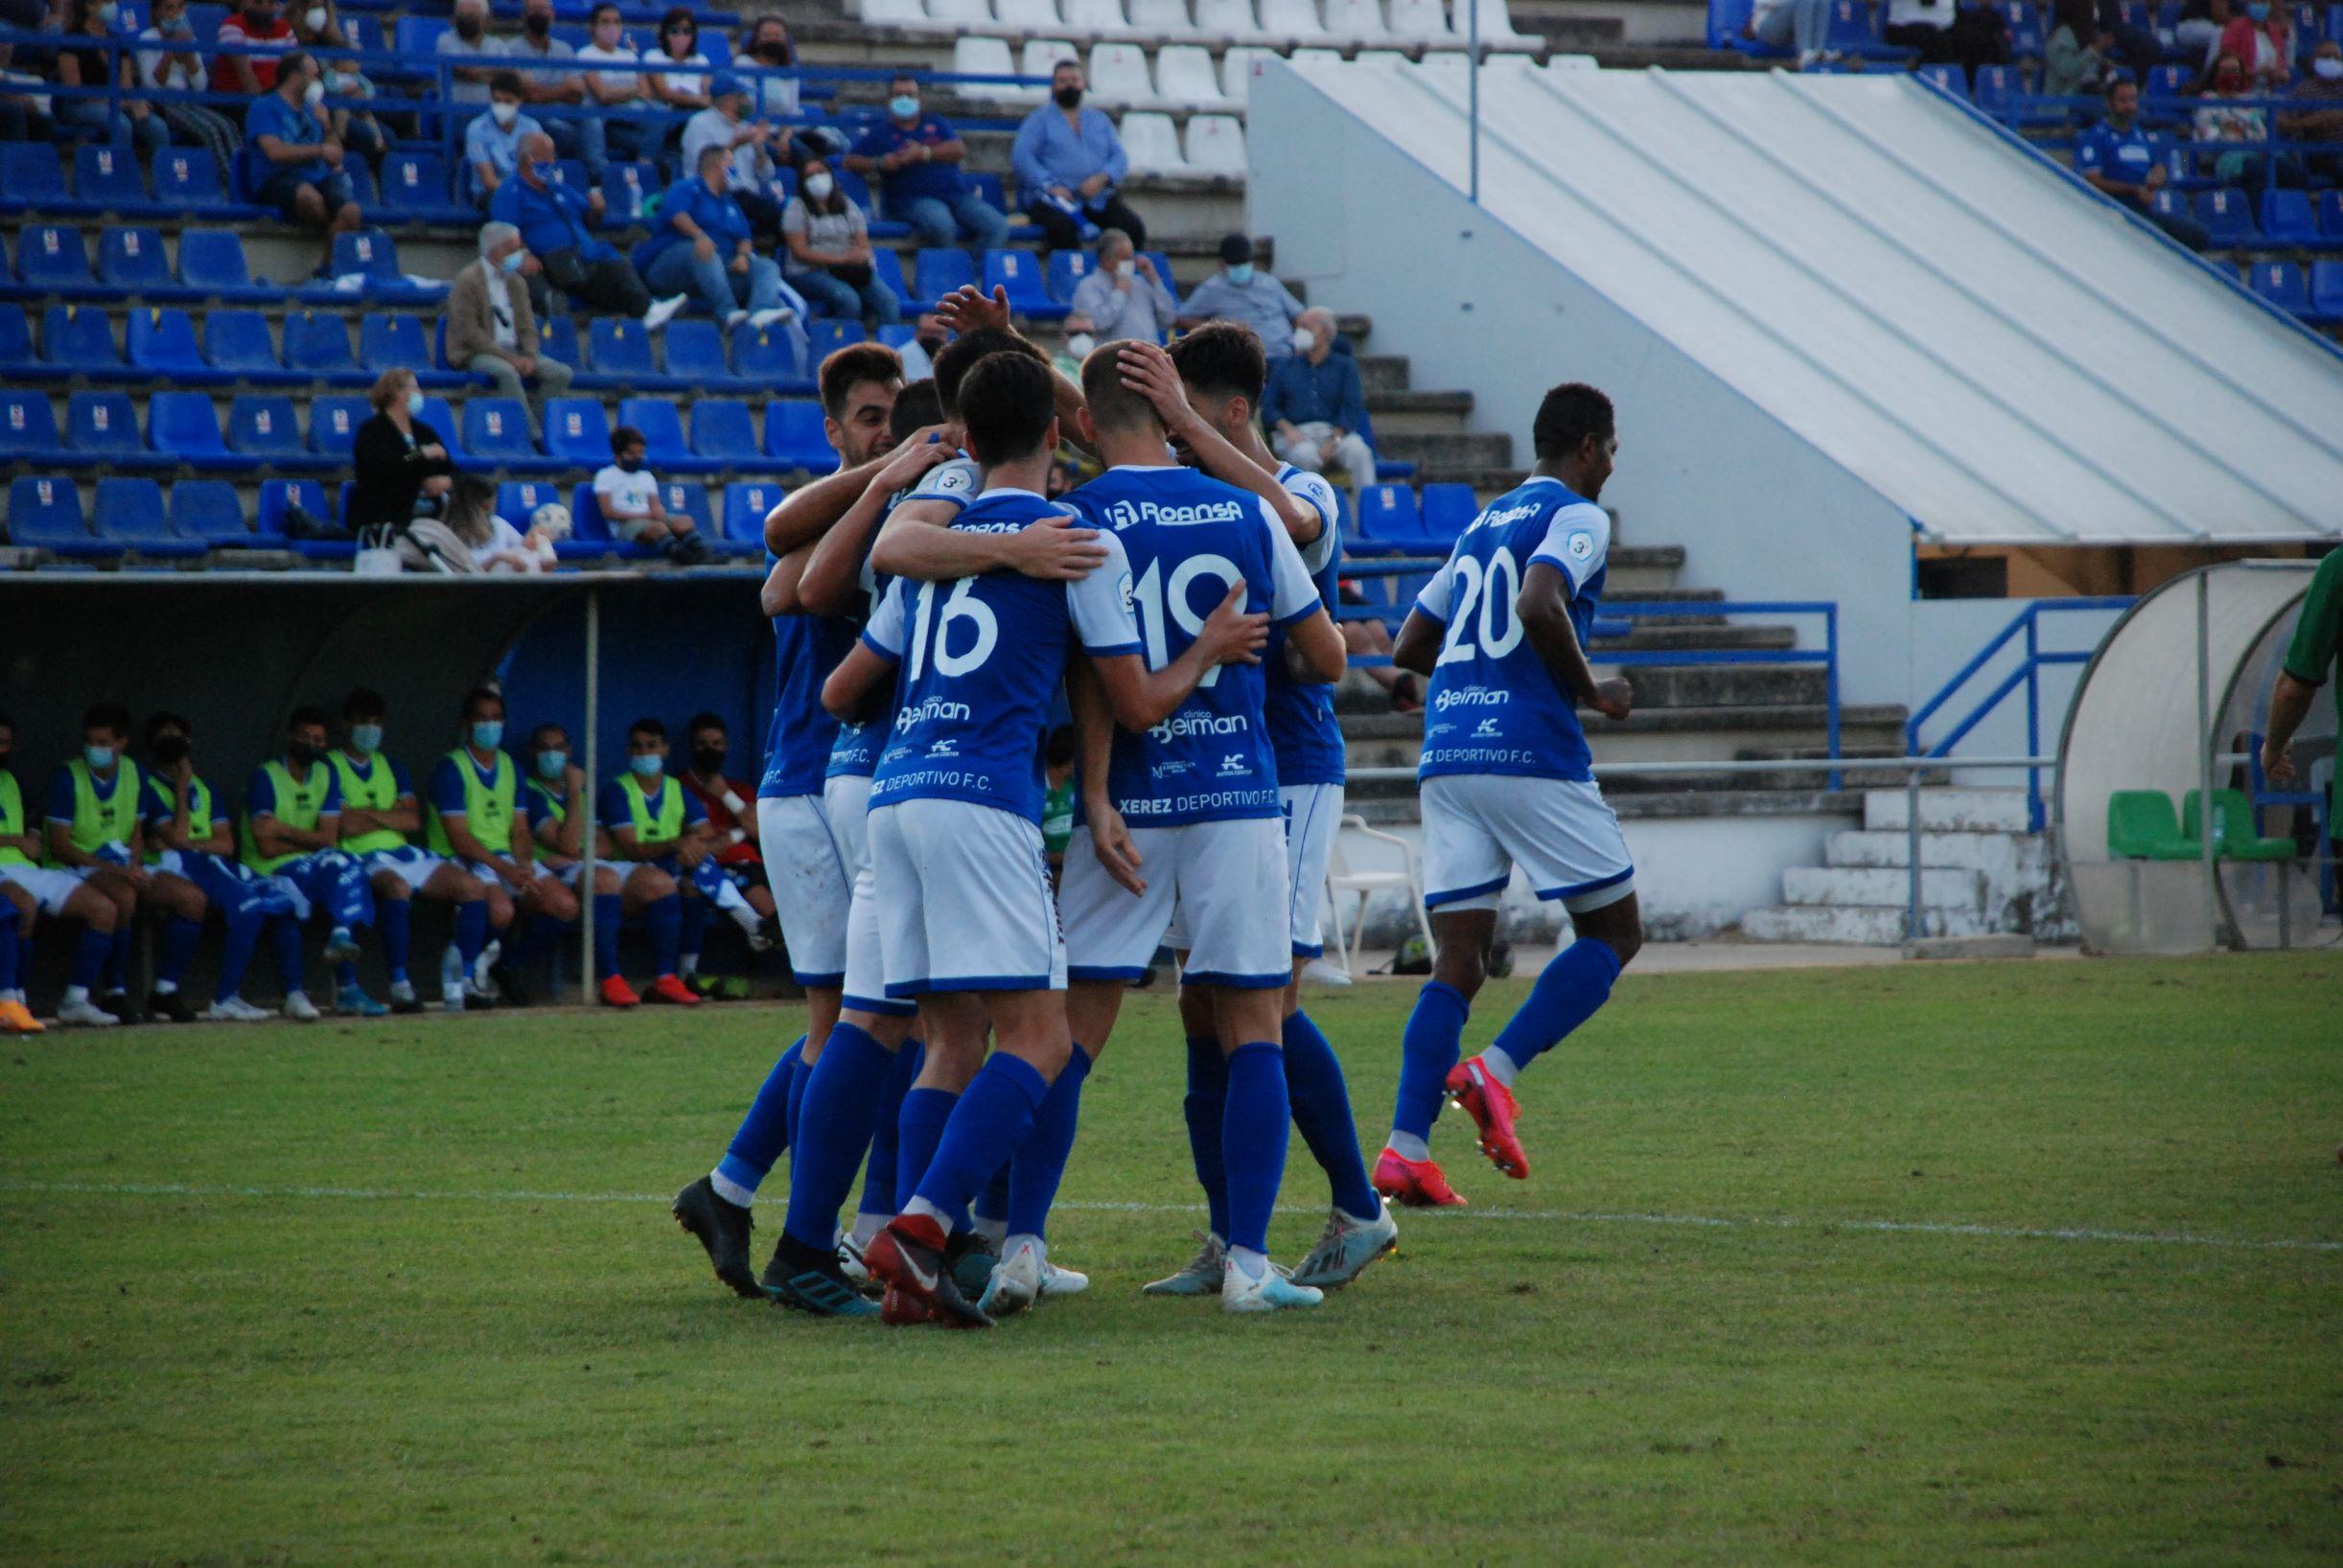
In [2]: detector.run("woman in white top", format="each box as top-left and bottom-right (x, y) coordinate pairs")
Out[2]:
(645, 5), (712, 114)
(576, 0), (651, 169)
(137, 0), (239, 175)
(779, 155), (902, 328)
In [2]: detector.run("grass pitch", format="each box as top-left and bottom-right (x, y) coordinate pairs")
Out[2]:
(3, 952), (2338, 1565)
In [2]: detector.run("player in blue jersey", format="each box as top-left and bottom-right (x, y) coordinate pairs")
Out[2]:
(1374, 382), (1644, 1209)
(1051, 344), (1352, 1313)
(1112, 324), (1402, 1294)
(826, 349), (1267, 1327)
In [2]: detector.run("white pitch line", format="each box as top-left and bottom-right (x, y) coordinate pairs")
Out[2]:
(2, 1178), (2336, 1256)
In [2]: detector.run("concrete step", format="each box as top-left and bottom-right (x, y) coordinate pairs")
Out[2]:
(1612, 664), (1825, 708)
(1742, 904), (1982, 943)
(1376, 430), (1515, 469)
(1358, 355), (1413, 394)
(1827, 829), (2049, 876)
(1862, 787), (2033, 835)
(1781, 865), (1992, 913)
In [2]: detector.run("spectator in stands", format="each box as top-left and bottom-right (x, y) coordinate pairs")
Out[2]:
(137, 0), (237, 176)
(2214, 0), (2290, 86)
(1337, 581), (1424, 712)
(847, 73), (1009, 257)
(1176, 233), (1304, 352)
(677, 712), (777, 943)
(634, 143), (800, 329)
(214, 0), (292, 96)
(318, 35), (385, 167)
(595, 425), (712, 564)
(450, 220), (574, 423)
(248, 51), (362, 279)
(438, 0), (508, 106)
(54, 0), (170, 160)
(349, 367), (457, 545)
(493, 129), (684, 328)
(896, 311), (949, 380)
(465, 71), (543, 207)
(645, 5), (712, 115)
(1013, 59), (1147, 251)
(576, 2), (652, 171)
(2044, 0), (2114, 97)
(511, 0), (587, 167)
(2281, 39), (2343, 183)
(1065, 228), (1174, 348)
(0, 43), (53, 144)
(2173, 0), (2227, 65)
(682, 72), (782, 242)
(737, 12), (841, 157)
(2194, 53), (2271, 183)
(2076, 77), (2213, 246)
(290, 0), (347, 51)
(1744, 0), (1831, 69)
(445, 474), (555, 572)
(1262, 306), (1377, 496)
(781, 154), (901, 328)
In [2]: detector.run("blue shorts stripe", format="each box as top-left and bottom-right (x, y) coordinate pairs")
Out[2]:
(1425, 874), (1509, 910)
(885, 973), (1061, 997)
(1290, 939), (1325, 959)
(1180, 967), (1291, 990)
(841, 991), (917, 1018)
(1066, 963), (1149, 983)
(790, 969), (847, 989)
(1536, 865), (1635, 902)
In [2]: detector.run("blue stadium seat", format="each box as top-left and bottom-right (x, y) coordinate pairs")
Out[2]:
(568, 481), (615, 545)
(2195, 187), (2257, 242)
(1916, 62), (1967, 98)
(865, 247), (916, 312)
(380, 151), (459, 219)
(540, 312), (580, 371)
(16, 225), (94, 289)
(983, 248), (1063, 319)
(309, 395), (372, 457)
(149, 390), (240, 466)
(876, 322), (914, 353)
(1971, 64), (2017, 116)
(2260, 189), (2314, 243)
(100, 226), (174, 290)
(660, 317), (734, 386)
(2321, 188), (2343, 240)
(171, 478), (251, 543)
(545, 397), (615, 462)
(75, 144), (151, 214)
(601, 161), (663, 221)
(95, 476), (205, 555)
(659, 479), (716, 542)
(203, 309), (284, 377)
(806, 319), (863, 360)
(723, 480), (788, 545)
(152, 149), (239, 215)
(690, 400), (760, 462)
(360, 313), (433, 373)
(419, 396), (467, 457)
(1045, 248), (1095, 304)
(1418, 482), (1479, 541)
(618, 398), (717, 472)
(42, 305), (122, 374)
(764, 401), (837, 473)
(0, 306), (33, 373)
(2310, 260), (2343, 320)
(0, 144), (69, 215)
(228, 393), (307, 459)
(549, 159), (590, 193)
(127, 307), (208, 375)
(0, 392), (65, 463)
(1355, 484), (1421, 545)
(68, 391), (149, 462)
(284, 310), (358, 375)
(462, 398), (541, 465)
(498, 480), (567, 529)
(2145, 63), (2191, 106)
(732, 318), (805, 383)
(329, 226), (403, 284)
(7, 476), (104, 555)
(2248, 260), (2309, 312)
(915, 248), (977, 301)
(588, 315), (658, 385)
(257, 477), (330, 538)
(392, 13), (451, 55)
(177, 230), (272, 297)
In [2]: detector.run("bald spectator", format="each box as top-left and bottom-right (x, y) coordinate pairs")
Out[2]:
(1261, 306), (1376, 496)
(1176, 233), (1304, 355)
(1012, 58), (1146, 250)
(449, 221), (575, 424)
(438, 0), (509, 105)
(1065, 228), (1175, 348)
(490, 131), (684, 326)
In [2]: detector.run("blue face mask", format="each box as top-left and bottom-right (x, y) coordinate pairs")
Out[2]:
(889, 94), (918, 118)
(349, 722), (383, 754)
(84, 744), (116, 771)
(629, 753), (663, 779)
(406, 390), (427, 417)
(526, 159), (555, 183)
(2245, 2), (2268, 17)
(535, 749), (568, 780)
(499, 249), (525, 274)
(471, 720), (505, 750)
(1226, 263), (1254, 286)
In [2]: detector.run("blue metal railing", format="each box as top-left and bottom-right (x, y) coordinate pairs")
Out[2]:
(1906, 595), (2132, 830)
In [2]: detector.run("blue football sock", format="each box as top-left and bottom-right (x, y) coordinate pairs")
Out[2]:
(1393, 980), (1471, 1143)
(783, 1045), (814, 1150)
(714, 1035), (805, 1197)
(156, 913), (202, 989)
(512, 911), (564, 967)
(857, 1039), (921, 1220)
(333, 859), (372, 931)
(1490, 938), (1623, 1074)
(0, 920), (18, 993)
(1220, 1042), (1292, 1257)
(894, 1085), (959, 1221)
(1007, 1043), (1091, 1241)
(592, 889), (620, 979)
(453, 899), (489, 969)
(781, 1023), (893, 1250)
(72, 926), (111, 990)
(644, 893), (681, 978)
(974, 1162), (1009, 1226)
(215, 905), (263, 1003)
(913, 1053), (1049, 1223)
(270, 916), (304, 992)
(377, 896), (411, 984)
(1283, 1010), (1380, 1218)
(679, 894), (708, 971)
(1182, 1033), (1231, 1238)
(336, 959), (360, 993)
(106, 926), (132, 989)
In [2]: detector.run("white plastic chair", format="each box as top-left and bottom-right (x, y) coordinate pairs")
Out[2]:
(1289, 44), (1345, 61)
(1385, 0), (1450, 38)
(1155, 44), (1227, 105)
(1126, 0), (1197, 35)
(1182, 112), (1247, 173)
(1119, 109), (1188, 173)
(1087, 40), (1157, 104)
(860, 0), (926, 23)
(1459, 0), (1533, 47)
(1418, 48), (1470, 76)
(1018, 38), (1079, 100)
(1322, 0), (1389, 42)
(955, 35), (1021, 99)
(1063, 0), (1130, 33)
(1219, 43), (1273, 103)
(995, 0), (1063, 31)
(926, 0), (991, 26)
(1327, 815), (1434, 978)
(1258, 0), (1327, 40)
(1354, 46), (1410, 65)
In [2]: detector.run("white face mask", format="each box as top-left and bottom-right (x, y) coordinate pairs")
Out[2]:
(1066, 332), (1096, 359)
(804, 172), (834, 201)
(1112, 258), (1135, 280)
(491, 99), (519, 126)
(2316, 56), (2343, 79)
(303, 5), (324, 29)
(301, 78), (324, 106)
(1291, 327), (1316, 354)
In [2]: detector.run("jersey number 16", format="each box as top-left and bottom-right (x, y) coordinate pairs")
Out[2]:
(907, 579), (999, 680)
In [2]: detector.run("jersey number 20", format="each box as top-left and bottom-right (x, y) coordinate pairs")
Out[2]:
(1437, 547), (1524, 664)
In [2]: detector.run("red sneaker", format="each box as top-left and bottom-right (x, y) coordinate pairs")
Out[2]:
(598, 975), (641, 1008)
(646, 974), (704, 1006)
(1445, 1055), (1529, 1179)
(862, 1213), (992, 1328)
(1372, 1146), (1467, 1208)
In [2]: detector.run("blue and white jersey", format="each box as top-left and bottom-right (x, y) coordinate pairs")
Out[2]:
(864, 488), (1142, 824)
(758, 549), (857, 801)
(1414, 476), (1611, 784)
(824, 495), (902, 783)
(1060, 465), (1322, 826)
(1261, 463), (1345, 789)
(905, 450), (982, 515)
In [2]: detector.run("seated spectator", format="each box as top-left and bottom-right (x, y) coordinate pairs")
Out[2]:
(492, 130), (684, 328)
(645, 5), (711, 115)
(846, 74), (1009, 256)
(2193, 53), (2270, 184)
(348, 367), (456, 546)
(781, 155), (901, 328)
(1744, 0), (1831, 68)
(676, 713), (778, 950)
(510, 0), (588, 167)
(682, 72), (782, 242)
(2076, 78), (2212, 246)
(1012, 59), (1147, 250)
(138, 0), (238, 177)
(0, 43), (57, 144)
(437, 0), (508, 106)
(1336, 581), (1423, 712)
(1176, 233), (1304, 352)
(319, 37), (385, 166)
(56, 0), (169, 161)
(214, 0), (293, 97)
(2043, 0), (2114, 97)
(1262, 306), (1376, 496)
(2091, 0), (2161, 85)
(1065, 228), (1174, 348)
(595, 426), (711, 564)
(2173, 0), (2227, 65)
(2215, 0), (2290, 86)
(575, 2), (652, 170)
(247, 51), (361, 279)
(465, 70), (543, 206)
(633, 143), (800, 330)
(737, 12), (845, 158)
(445, 475), (556, 573)
(595, 718), (708, 1007)
(290, 0), (347, 50)
(450, 220), (575, 422)
(896, 310), (949, 380)
(2281, 40), (2343, 183)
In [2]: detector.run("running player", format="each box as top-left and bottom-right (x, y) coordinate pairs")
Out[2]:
(834, 349), (1266, 1326)
(1374, 382), (1644, 1207)
(1115, 326), (1400, 1294)
(1052, 344), (1351, 1313)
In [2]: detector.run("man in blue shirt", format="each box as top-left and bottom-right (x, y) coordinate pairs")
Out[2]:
(245, 50), (361, 280)
(491, 130), (675, 325)
(463, 71), (545, 207)
(846, 74), (1009, 256)
(631, 144), (799, 329)
(1260, 306), (1378, 496)
(1011, 58), (1148, 251)
(1375, 382), (1645, 1213)
(2075, 78), (2211, 249)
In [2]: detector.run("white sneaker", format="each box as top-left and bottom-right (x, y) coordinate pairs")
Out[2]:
(978, 1237), (1044, 1318)
(473, 938), (501, 994)
(1038, 1258), (1090, 1298)
(642, 294), (687, 332)
(1301, 957), (1353, 988)
(1141, 1231), (1226, 1297)
(1291, 1201), (1399, 1289)
(58, 995), (120, 1027)
(388, 980), (417, 1008)
(201, 997), (272, 1023)
(283, 989), (322, 1022)
(1221, 1256), (1324, 1314)
(722, 309), (749, 330)
(747, 305), (796, 329)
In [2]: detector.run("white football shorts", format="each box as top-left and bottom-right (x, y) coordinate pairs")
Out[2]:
(0, 863), (86, 916)
(1062, 816), (1291, 990)
(828, 772), (914, 1018)
(357, 844), (453, 893)
(870, 796), (1063, 997)
(1420, 772), (1635, 914)
(756, 793), (853, 986)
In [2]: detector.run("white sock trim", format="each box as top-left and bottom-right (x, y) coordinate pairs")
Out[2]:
(902, 1196), (948, 1229)
(1226, 1245), (1269, 1281)
(1386, 1131), (1430, 1163)
(1481, 1046), (1520, 1088)
(709, 1169), (757, 1208)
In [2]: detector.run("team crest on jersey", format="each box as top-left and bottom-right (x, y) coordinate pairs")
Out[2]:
(927, 738), (959, 757)
(1217, 752), (1252, 777)
(1473, 718), (1502, 737)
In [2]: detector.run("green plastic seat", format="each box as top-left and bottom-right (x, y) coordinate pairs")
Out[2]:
(2181, 789), (2295, 863)
(2106, 790), (2200, 861)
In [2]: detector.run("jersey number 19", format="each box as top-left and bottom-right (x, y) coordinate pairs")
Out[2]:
(1134, 553), (1241, 689)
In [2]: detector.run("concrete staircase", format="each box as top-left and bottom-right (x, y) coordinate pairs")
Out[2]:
(1741, 787), (2065, 944)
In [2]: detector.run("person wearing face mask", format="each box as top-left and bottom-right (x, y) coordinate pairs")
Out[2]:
(348, 368), (456, 543)
(508, 0), (586, 166)
(136, 0), (238, 179)
(465, 70), (545, 206)
(2076, 78), (2213, 247)
(576, 2), (652, 172)
(1012, 59), (1148, 252)
(1261, 306), (1378, 498)
(2281, 40), (2343, 183)
(845, 73), (1009, 258)
(54, 0), (170, 162)
(780, 154), (903, 329)
(16, 705), (138, 1027)
(491, 130), (682, 328)
(1174, 233), (1306, 356)
(521, 723), (633, 1005)
(2193, 52), (2271, 184)
(214, 0), (292, 96)
(436, 0), (510, 106)
(2214, 0), (2290, 86)
(240, 706), (376, 1025)
(40, 703), (159, 1025)
(594, 426), (714, 564)
(632, 143), (800, 334)
(676, 712), (780, 993)
(0, 712), (92, 1034)
(681, 73), (783, 242)
(597, 719), (710, 1007)
(894, 311), (951, 381)
(247, 51), (363, 279)
(645, 4), (711, 113)
(1064, 228), (1174, 349)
